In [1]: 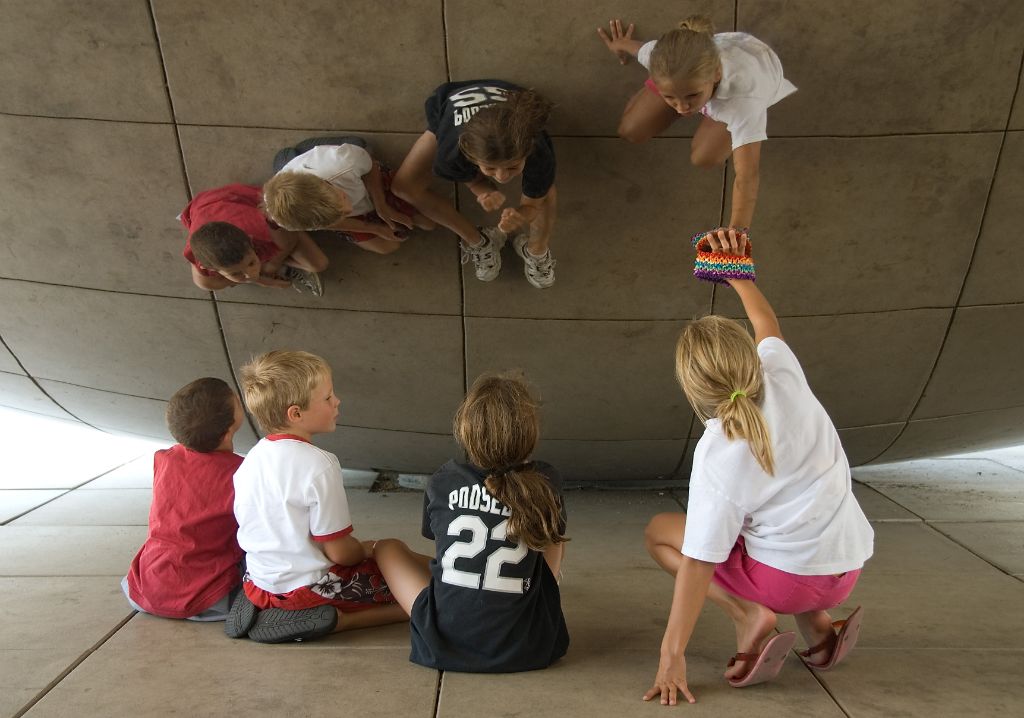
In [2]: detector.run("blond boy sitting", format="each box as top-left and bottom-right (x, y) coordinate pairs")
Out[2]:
(226, 350), (407, 643)
(263, 139), (435, 255)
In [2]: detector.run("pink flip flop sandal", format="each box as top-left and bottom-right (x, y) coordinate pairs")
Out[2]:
(800, 606), (864, 671)
(727, 631), (797, 688)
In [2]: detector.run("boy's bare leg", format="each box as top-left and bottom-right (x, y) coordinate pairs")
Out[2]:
(392, 131), (482, 245)
(333, 603), (409, 633)
(373, 539), (432, 615)
(618, 87), (679, 144)
(284, 232), (329, 272)
(690, 115), (733, 168)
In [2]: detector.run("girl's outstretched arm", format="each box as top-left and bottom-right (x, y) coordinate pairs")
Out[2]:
(644, 556), (716, 706)
(727, 278), (782, 343)
(728, 142), (762, 233)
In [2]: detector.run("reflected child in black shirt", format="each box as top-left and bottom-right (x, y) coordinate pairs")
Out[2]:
(374, 372), (569, 672)
(391, 81), (560, 288)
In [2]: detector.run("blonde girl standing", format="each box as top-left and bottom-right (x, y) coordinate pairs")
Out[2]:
(599, 17), (796, 253)
(643, 273), (872, 704)
(374, 373), (569, 672)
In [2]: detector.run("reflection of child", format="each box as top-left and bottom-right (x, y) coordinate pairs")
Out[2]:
(642, 275), (873, 704)
(181, 184), (327, 296)
(393, 81), (559, 288)
(227, 350), (407, 643)
(599, 16), (796, 253)
(375, 373), (569, 672)
(263, 137), (435, 256)
(122, 378), (246, 621)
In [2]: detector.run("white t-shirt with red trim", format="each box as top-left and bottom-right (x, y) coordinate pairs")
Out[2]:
(233, 434), (353, 594)
(278, 145), (375, 216)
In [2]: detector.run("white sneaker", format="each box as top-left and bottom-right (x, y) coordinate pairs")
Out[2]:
(513, 235), (556, 288)
(461, 227), (506, 282)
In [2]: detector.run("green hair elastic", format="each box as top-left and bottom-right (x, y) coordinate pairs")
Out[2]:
(729, 390), (746, 402)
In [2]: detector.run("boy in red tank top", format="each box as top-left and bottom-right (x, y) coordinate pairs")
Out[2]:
(122, 378), (247, 621)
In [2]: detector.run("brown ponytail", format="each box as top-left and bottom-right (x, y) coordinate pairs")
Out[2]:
(650, 14), (721, 85)
(675, 316), (776, 475)
(458, 89), (553, 165)
(454, 373), (568, 550)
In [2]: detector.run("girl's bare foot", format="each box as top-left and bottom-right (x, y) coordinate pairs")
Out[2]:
(724, 602), (778, 680)
(795, 610), (835, 665)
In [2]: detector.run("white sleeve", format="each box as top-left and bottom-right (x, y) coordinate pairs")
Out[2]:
(285, 144), (373, 180)
(722, 99), (768, 149)
(636, 40), (657, 71)
(332, 144), (373, 177)
(681, 478), (746, 563)
(307, 459), (353, 540)
(757, 337), (808, 387)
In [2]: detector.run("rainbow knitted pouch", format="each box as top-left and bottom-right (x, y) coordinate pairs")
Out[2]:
(692, 231), (756, 284)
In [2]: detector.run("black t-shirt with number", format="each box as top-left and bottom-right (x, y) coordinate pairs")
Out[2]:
(409, 459), (569, 673)
(424, 80), (557, 199)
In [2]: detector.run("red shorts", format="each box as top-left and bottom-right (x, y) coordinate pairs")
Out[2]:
(244, 559), (396, 612)
(711, 538), (861, 614)
(347, 168), (418, 243)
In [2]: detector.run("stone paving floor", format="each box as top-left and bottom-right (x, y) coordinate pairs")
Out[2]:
(1, 413), (1022, 716)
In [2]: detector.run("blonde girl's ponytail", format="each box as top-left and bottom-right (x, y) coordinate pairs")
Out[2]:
(675, 316), (776, 475)
(650, 14), (721, 85)
(454, 373), (568, 550)
(678, 15), (715, 34)
(458, 88), (554, 165)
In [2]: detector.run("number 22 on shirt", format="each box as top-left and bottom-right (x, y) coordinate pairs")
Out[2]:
(441, 516), (528, 593)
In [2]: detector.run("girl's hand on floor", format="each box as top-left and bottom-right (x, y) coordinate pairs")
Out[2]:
(477, 190), (507, 212)
(597, 19), (636, 64)
(643, 653), (696, 706)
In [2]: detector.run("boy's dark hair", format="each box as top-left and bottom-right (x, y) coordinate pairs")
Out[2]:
(190, 222), (253, 269)
(166, 378), (237, 452)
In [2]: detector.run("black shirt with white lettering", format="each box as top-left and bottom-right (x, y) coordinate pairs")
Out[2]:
(424, 80), (557, 198)
(409, 459), (569, 673)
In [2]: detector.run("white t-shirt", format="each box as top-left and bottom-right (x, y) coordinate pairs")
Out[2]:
(233, 435), (354, 594)
(278, 144), (376, 216)
(682, 338), (874, 575)
(638, 32), (797, 150)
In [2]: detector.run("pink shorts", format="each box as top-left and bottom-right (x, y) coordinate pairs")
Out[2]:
(711, 538), (861, 614)
(644, 77), (661, 96)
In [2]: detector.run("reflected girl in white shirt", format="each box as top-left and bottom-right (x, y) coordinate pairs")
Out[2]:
(642, 270), (873, 705)
(598, 16), (796, 254)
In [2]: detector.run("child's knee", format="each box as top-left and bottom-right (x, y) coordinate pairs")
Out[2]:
(390, 176), (419, 203)
(644, 512), (684, 550)
(617, 118), (652, 145)
(309, 254), (329, 273)
(690, 148), (724, 169)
